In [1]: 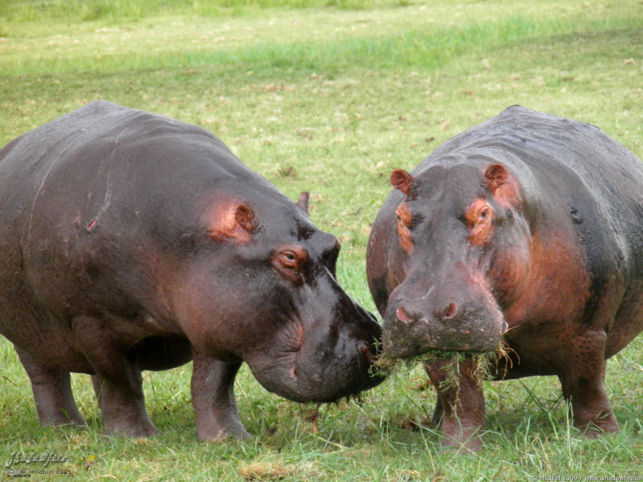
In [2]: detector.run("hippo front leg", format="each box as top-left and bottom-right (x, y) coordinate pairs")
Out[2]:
(191, 348), (251, 441)
(73, 316), (156, 437)
(425, 358), (485, 451)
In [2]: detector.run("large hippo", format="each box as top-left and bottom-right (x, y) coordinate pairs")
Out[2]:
(0, 100), (382, 440)
(367, 106), (641, 450)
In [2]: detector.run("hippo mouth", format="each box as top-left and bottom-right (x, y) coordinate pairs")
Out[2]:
(381, 329), (506, 359)
(243, 315), (382, 404)
(382, 278), (508, 360)
(376, 342), (513, 389)
(381, 307), (508, 360)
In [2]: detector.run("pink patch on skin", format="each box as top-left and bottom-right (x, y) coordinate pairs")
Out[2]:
(205, 200), (255, 243)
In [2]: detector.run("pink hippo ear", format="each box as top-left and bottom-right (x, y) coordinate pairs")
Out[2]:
(390, 169), (414, 195)
(296, 191), (310, 214)
(485, 163), (509, 192)
(485, 163), (523, 207)
(207, 200), (257, 243)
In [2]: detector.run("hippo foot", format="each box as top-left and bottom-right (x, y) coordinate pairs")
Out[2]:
(432, 398), (483, 452)
(37, 403), (86, 428)
(574, 409), (619, 438)
(197, 422), (252, 442)
(39, 410), (86, 427)
(440, 430), (483, 453)
(104, 419), (157, 438)
(91, 374), (157, 438)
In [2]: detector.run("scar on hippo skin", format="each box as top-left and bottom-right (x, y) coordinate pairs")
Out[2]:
(86, 219), (97, 233)
(206, 200), (257, 243)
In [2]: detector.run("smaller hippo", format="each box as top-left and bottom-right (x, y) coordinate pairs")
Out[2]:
(367, 106), (642, 450)
(0, 101), (383, 440)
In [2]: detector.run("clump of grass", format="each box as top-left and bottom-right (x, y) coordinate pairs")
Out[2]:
(417, 350), (492, 392)
(239, 460), (322, 480)
(377, 341), (513, 392)
(239, 461), (293, 480)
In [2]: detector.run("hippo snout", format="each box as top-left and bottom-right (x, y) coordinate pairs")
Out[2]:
(382, 294), (506, 359)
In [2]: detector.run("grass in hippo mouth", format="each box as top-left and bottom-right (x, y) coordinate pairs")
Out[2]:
(373, 341), (514, 389)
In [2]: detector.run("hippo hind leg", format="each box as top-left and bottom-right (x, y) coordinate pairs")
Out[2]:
(558, 329), (618, 436)
(73, 316), (156, 437)
(191, 348), (251, 441)
(15, 346), (86, 426)
(91, 370), (155, 437)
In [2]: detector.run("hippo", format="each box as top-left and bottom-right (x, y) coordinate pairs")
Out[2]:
(0, 100), (382, 440)
(366, 106), (642, 450)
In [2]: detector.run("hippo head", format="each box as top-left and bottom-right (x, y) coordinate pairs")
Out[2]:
(381, 161), (531, 358)
(168, 186), (383, 403)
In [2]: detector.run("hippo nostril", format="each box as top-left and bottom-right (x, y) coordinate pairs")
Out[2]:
(396, 306), (411, 324)
(444, 302), (457, 320)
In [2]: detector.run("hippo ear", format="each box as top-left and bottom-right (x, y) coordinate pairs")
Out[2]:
(207, 201), (257, 243)
(485, 164), (509, 192)
(296, 191), (310, 214)
(390, 169), (414, 195)
(234, 204), (256, 233)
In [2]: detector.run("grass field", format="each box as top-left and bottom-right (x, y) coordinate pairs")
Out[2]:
(0, 0), (641, 480)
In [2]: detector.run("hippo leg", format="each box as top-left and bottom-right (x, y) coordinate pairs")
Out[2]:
(72, 316), (156, 437)
(558, 329), (618, 436)
(191, 348), (251, 441)
(425, 358), (485, 451)
(90, 370), (155, 437)
(15, 346), (86, 426)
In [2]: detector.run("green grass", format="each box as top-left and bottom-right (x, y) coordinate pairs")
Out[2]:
(0, 0), (386, 22)
(1, 0), (641, 479)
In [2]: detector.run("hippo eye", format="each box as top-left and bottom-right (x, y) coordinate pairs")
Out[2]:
(466, 199), (495, 246)
(272, 246), (308, 285)
(279, 250), (298, 268)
